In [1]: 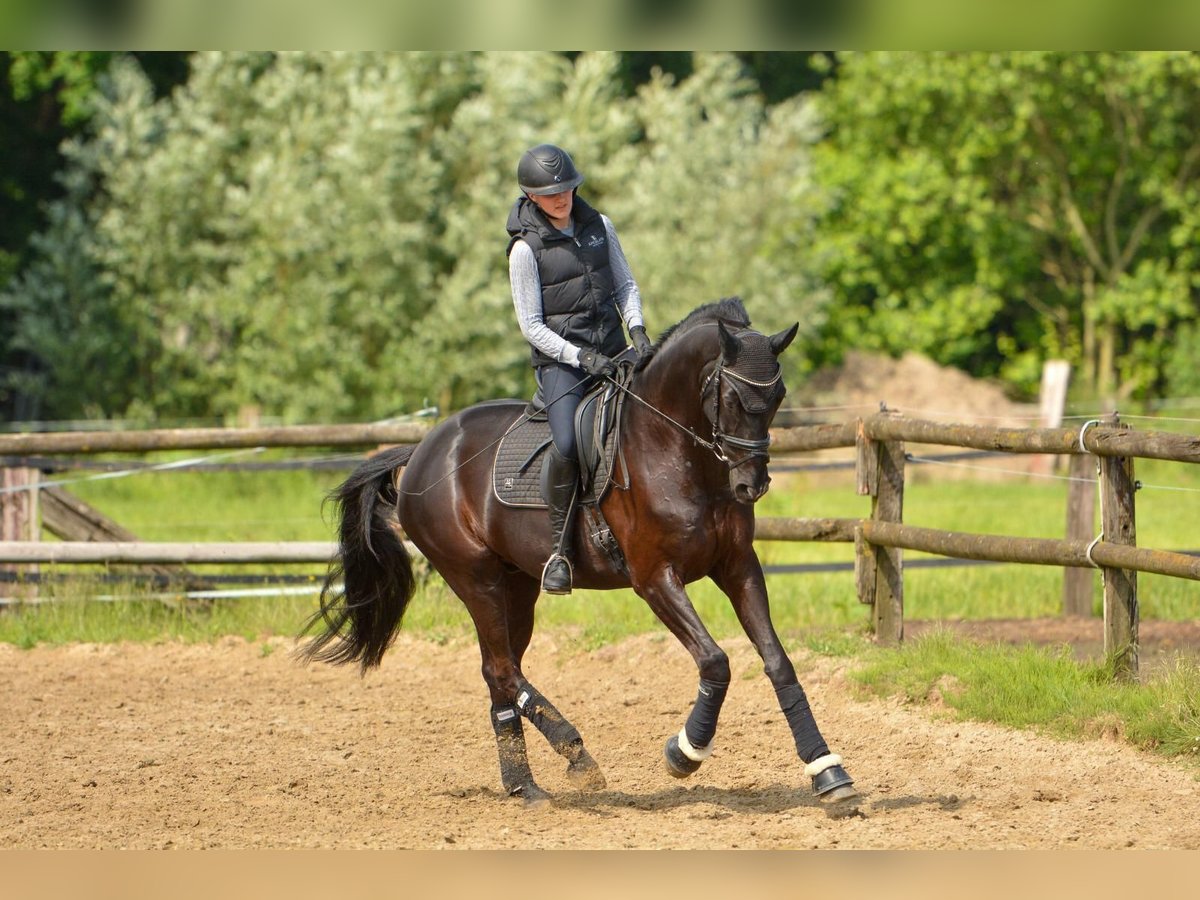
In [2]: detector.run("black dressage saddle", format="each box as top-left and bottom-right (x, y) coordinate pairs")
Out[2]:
(490, 357), (632, 510)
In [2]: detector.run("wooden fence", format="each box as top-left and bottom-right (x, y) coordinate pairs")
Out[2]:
(767, 411), (1200, 679)
(3, 413), (1199, 679)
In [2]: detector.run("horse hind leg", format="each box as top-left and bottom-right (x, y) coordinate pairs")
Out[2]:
(450, 564), (604, 806)
(489, 703), (552, 808)
(503, 588), (606, 792)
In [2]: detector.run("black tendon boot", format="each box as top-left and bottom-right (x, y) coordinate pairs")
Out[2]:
(541, 446), (579, 594)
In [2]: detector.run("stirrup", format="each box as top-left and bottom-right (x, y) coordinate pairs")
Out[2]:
(540, 553), (573, 594)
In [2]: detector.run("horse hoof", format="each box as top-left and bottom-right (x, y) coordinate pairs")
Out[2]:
(663, 734), (703, 779)
(812, 764), (856, 801)
(566, 750), (607, 791)
(819, 784), (860, 804)
(512, 783), (553, 809)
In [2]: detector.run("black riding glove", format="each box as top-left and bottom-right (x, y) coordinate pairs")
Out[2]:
(630, 325), (653, 362)
(578, 349), (617, 378)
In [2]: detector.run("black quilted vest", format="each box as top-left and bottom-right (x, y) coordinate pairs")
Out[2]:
(506, 195), (624, 368)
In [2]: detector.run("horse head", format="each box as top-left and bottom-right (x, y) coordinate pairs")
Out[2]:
(705, 320), (798, 503)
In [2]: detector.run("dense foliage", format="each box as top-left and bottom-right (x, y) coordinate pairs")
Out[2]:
(811, 52), (1200, 402)
(4, 51), (1200, 423)
(1, 51), (821, 421)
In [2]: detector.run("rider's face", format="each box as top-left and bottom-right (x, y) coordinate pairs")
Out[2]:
(527, 189), (574, 227)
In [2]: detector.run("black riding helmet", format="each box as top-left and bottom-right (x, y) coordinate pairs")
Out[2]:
(517, 143), (584, 196)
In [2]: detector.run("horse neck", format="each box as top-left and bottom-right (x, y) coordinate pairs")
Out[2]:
(632, 327), (717, 433)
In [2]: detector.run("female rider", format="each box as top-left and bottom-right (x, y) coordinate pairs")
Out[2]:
(506, 143), (652, 594)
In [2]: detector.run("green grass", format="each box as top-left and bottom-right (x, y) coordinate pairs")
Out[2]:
(64, 451), (346, 541)
(852, 628), (1200, 760)
(0, 592), (325, 649)
(5, 447), (1199, 644)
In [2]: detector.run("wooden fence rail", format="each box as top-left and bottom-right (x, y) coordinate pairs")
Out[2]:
(857, 521), (1200, 582)
(768, 412), (1200, 461)
(0, 422), (430, 455)
(773, 410), (1199, 679)
(4, 412), (1199, 680)
(0, 541), (337, 564)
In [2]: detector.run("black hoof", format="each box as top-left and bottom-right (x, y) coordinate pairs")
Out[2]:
(663, 734), (703, 779)
(566, 749), (607, 791)
(812, 765), (857, 802)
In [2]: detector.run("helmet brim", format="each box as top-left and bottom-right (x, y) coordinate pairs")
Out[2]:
(520, 174), (584, 196)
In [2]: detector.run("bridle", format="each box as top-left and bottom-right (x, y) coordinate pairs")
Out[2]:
(607, 346), (782, 471)
(699, 359), (781, 469)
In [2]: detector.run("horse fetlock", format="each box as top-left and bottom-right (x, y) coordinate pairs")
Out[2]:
(491, 703), (536, 794)
(683, 678), (728, 751)
(510, 781), (553, 809)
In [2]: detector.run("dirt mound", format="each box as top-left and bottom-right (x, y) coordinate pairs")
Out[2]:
(3, 631), (1198, 849)
(797, 351), (1033, 425)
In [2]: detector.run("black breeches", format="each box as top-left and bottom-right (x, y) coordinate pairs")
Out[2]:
(537, 363), (590, 460)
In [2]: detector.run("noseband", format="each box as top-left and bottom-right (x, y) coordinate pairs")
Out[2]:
(700, 359), (781, 470)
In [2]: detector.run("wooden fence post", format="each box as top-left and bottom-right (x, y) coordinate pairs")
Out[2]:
(1062, 452), (1097, 617)
(1033, 359), (1071, 476)
(1099, 419), (1138, 679)
(857, 415), (905, 644)
(1, 467), (41, 598)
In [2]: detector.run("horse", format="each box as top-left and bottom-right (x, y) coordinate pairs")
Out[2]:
(299, 297), (857, 807)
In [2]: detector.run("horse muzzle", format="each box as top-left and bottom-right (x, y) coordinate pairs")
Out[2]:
(731, 471), (770, 504)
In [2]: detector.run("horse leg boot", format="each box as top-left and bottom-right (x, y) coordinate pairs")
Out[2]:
(776, 682), (857, 802)
(541, 446), (579, 595)
(516, 680), (607, 791)
(490, 704), (552, 807)
(664, 677), (729, 777)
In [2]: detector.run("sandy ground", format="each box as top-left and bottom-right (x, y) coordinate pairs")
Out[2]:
(3, 624), (1199, 850)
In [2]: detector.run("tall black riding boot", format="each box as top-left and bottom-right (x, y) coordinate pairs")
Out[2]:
(542, 446), (579, 595)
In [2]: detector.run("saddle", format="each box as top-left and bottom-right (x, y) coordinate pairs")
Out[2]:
(491, 355), (634, 574)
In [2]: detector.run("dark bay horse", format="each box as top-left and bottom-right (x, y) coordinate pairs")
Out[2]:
(300, 297), (856, 806)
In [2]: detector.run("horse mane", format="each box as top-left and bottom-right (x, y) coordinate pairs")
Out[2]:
(636, 296), (750, 372)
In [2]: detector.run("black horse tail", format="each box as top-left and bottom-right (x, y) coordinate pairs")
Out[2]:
(297, 445), (417, 672)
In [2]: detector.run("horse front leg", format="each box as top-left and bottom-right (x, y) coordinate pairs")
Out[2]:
(635, 565), (732, 778)
(713, 553), (858, 803)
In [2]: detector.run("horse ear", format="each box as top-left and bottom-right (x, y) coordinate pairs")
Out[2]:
(770, 323), (799, 356)
(718, 321), (740, 363)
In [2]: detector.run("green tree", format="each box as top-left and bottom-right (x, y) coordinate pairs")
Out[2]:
(3, 51), (824, 421)
(1, 51), (189, 419)
(603, 53), (826, 359)
(811, 51), (1200, 403)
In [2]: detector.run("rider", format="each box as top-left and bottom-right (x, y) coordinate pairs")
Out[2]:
(506, 143), (653, 595)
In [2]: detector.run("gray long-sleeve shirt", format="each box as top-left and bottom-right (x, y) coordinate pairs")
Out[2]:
(509, 214), (643, 368)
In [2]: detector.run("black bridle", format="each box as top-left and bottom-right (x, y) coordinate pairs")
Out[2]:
(699, 359), (781, 469)
(607, 349), (781, 471)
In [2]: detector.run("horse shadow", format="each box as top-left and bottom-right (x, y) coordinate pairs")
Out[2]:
(450, 783), (974, 821)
